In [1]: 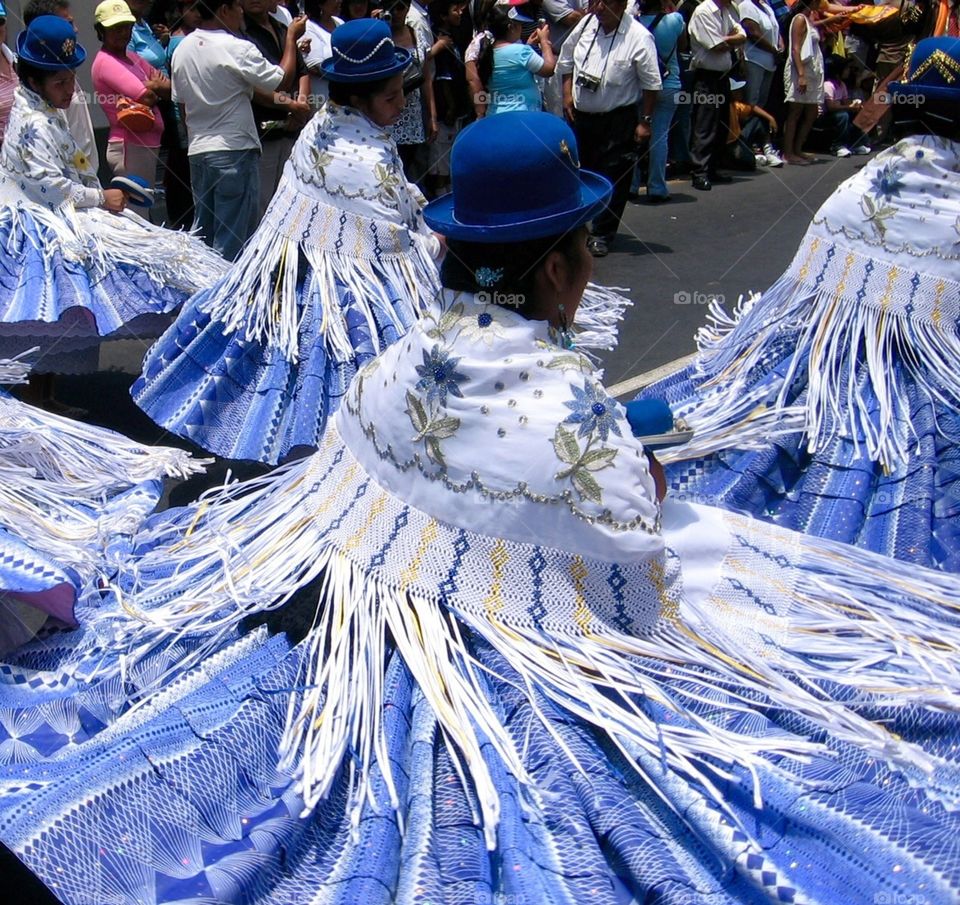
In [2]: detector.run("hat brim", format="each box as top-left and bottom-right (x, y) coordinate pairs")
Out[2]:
(16, 32), (86, 70)
(99, 15), (137, 27)
(888, 81), (959, 103)
(319, 48), (411, 83)
(423, 169), (612, 242)
(110, 175), (155, 207)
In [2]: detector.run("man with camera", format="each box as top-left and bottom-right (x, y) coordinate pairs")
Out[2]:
(558, 0), (661, 257)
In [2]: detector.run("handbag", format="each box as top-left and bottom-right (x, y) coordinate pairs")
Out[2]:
(116, 96), (156, 133)
(403, 56), (425, 94)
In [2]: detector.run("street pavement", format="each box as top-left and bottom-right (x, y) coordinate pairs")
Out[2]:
(593, 153), (868, 392)
(53, 153), (867, 463)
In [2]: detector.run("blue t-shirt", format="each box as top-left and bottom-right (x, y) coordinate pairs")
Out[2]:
(488, 43), (544, 115)
(129, 20), (169, 75)
(637, 11), (684, 91)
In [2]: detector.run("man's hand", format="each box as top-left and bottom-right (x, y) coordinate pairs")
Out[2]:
(288, 15), (308, 42)
(634, 121), (651, 142)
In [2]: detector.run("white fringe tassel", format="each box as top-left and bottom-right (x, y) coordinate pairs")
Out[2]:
(681, 265), (960, 470)
(100, 463), (960, 846)
(573, 283), (632, 352)
(200, 227), (440, 364)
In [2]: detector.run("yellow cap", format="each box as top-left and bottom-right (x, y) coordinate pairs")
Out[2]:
(94, 0), (136, 28)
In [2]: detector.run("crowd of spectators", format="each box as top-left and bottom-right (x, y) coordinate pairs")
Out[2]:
(0, 0), (945, 258)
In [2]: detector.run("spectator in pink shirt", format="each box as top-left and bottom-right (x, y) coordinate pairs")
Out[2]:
(91, 0), (169, 210)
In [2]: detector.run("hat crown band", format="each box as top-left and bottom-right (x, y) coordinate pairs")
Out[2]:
(333, 36), (394, 65)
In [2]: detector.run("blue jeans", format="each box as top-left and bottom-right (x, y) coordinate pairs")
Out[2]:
(189, 149), (260, 261)
(647, 89), (679, 198)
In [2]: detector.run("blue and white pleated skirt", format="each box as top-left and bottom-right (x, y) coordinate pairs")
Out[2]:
(0, 606), (958, 905)
(0, 526), (78, 653)
(642, 336), (960, 573)
(0, 204), (226, 372)
(132, 268), (420, 465)
(1, 486), (960, 904)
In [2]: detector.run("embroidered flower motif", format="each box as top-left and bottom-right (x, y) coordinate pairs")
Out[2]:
(563, 381), (622, 442)
(869, 163), (904, 201)
(72, 149), (91, 173)
(458, 306), (508, 347)
(415, 344), (469, 406)
(552, 424), (618, 504)
(20, 124), (39, 148)
(475, 266), (504, 287)
(405, 390), (461, 467)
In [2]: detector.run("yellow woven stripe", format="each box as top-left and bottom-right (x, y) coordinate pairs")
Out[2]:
(344, 492), (389, 553)
(879, 264), (899, 312)
(483, 540), (510, 621)
(932, 279), (946, 329)
(796, 236), (820, 282)
(399, 519), (439, 592)
(570, 556), (591, 633)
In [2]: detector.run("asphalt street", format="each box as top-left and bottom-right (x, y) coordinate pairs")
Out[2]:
(593, 153), (868, 391)
(49, 153), (866, 478)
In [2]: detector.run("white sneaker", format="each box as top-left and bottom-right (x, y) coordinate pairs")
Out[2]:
(762, 145), (784, 167)
(835, 146), (852, 158)
(755, 153), (769, 166)
(851, 144), (872, 155)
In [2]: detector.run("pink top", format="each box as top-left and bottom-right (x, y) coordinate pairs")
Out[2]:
(0, 46), (18, 146)
(91, 49), (164, 147)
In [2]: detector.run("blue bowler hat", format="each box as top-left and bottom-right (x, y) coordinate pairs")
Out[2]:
(0, 3), (7, 17)
(423, 112), (612, 242)
(17, 15), (86, 70)
(320, 19), (411, 83)
(889, 37), (960, 104)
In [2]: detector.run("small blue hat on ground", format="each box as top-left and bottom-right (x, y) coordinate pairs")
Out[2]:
(889, 36), (960, 104)
(109, 175), (155, 208)
(423, 111), (612, 242)
(320, 19), (411, 83)
(624, 399), (693, 449)
(17, 15), (86, 70)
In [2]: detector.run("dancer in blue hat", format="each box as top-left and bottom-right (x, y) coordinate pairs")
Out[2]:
(4, 110), (960, 905)
(0, 16), (227, 374)
(131, 18), (443, 465)
(637, 36), (960, 573)
(0, 352), (204, 654)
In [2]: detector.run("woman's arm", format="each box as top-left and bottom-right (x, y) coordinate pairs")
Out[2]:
(531, 25), (557, 77)
(466, 58), (487, 118)
(9, 115), (106, 210)
(422, 51), (439, 139)
(790, 15), (807, 93)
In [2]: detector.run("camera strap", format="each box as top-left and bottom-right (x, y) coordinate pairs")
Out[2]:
(579, 13), (616, 86)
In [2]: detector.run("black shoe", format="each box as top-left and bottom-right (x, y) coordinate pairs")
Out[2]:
(692, 175), (712, 191)
(587, 235), (609, 257)
(709, 172), (733, 184)
(645, 193), (671, 204)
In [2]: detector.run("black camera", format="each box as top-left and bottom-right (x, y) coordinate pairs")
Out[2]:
(576, 72), (601, 92)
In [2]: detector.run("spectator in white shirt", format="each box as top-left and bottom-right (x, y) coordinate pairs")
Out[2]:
(737, 0), (781, 107)
(686, 0), (745, 190)
(172, 0), (308, 259)
(558, 0), (660, 257)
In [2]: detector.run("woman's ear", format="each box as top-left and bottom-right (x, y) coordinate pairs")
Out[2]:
(538, 248), (568, 298)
